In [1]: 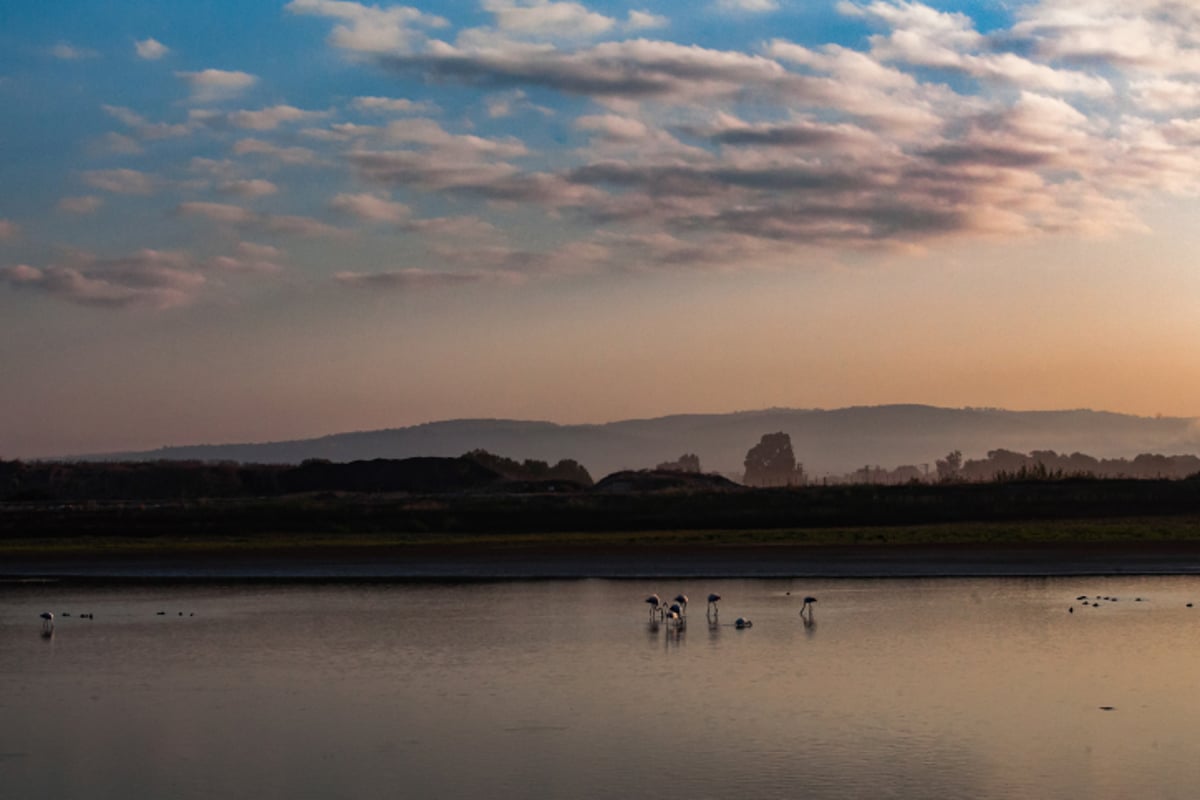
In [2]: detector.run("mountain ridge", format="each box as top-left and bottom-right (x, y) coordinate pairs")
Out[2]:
(71, 404), (1200, 477)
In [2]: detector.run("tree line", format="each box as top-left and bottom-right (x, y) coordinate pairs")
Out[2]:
(3, 435), (1198, 501)
(0, 450), (592, 503)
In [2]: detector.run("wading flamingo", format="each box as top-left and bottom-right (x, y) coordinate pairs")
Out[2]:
(800, 596), (817, 619)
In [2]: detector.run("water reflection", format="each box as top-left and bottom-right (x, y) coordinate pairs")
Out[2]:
(3, 576), (1200, 799)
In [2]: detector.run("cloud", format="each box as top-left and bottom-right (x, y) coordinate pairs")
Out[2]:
(217, 179), (280, 197)
(479, 0), (616, 39)
(232, 138), (321, 165)
(50, 42), (99, 60)
(575, 114), (652, 142)
(1010, 0), (1200, 72)
(228, 105), (328, 130)
(403, 215), (500, 239)
(177, 201), (347, 237)
(334, 268), (495, 290)
(0, 250), (205, 309)
(716, 0), (779, 13)
(485, 89), (554, 118)
(1131, 78), (1200, 113)
(0, 219), (19, 240)
(208, 241), (287, 274)
(384, 117), (529, 158)
(684, 114), (881, 154)
(301, 122), (383, 142)
(177, 201), (256, 225)
(285, 0), (447, 54)
(843, 1), (1112, 97)
(383, 38), (794, 102)
(135, 38), (170, 60)
(101, 133), (145, 155)
(349, 149), (604, 207)
(176, 69), (258, 102)
(330, 192), (411, 222)
(57, 196), (104, 214)
(352, 95), (436, 114)
(102, 105), (192, 140)
(82, 168), (158, 195)
(625, 10), (668, 31)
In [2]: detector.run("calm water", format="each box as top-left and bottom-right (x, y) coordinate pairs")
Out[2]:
(3, 577), (1200, 799)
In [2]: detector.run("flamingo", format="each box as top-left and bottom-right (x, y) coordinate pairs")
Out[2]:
(707, 593), (721, 616)
(673, 594), (688, 616)
(734, 617), (752, 629)
(40, 612), (54, 633)
(645, 594), (664, 620)
(800, 596), (817, 621)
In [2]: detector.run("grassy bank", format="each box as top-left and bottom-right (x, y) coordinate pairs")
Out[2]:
(4, 515), (1200, 557)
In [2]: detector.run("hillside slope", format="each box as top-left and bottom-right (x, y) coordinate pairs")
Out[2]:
(82, 405), (1200, 477)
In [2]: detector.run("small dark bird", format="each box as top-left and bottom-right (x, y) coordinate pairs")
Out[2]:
(1069, 607), (1074, 613)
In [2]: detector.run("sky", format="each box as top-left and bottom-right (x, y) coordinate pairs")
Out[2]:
(3, 0), (1200, 458)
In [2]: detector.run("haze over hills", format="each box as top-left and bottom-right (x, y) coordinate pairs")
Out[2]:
(79, 405), (1200, 478)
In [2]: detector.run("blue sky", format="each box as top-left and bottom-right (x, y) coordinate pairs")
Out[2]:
(3, 0), (1200, 457)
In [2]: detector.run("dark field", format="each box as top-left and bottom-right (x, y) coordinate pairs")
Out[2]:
(3, 478), (1200, 578)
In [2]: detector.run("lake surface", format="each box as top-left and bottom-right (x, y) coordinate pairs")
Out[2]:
(4, 576), (1200, 799)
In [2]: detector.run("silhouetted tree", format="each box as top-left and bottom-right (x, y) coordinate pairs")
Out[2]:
(743, 432), (805, 487)
(656, 453), (701, 473)
(935, 449), (963, 481)
(462, 449), (593, 486)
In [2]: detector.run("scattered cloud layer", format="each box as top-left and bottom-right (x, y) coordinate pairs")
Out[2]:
(11, 0), (1200, 311)
(0, 250), (204, 309)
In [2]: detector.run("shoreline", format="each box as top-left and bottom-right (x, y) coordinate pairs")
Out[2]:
(6, 541), (1200, 581)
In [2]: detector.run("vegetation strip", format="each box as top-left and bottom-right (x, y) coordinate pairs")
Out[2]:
(5, 516), (1200, 557)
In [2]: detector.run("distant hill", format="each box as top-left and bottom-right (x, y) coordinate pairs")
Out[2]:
(81, 405), (1200, 477)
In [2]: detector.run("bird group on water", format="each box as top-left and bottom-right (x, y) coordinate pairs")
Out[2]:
(35, 609), (196, 637)
(643, 591), (816, 630)
(644, 593), (696, 626)
(1067, 593), (1195, 613)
